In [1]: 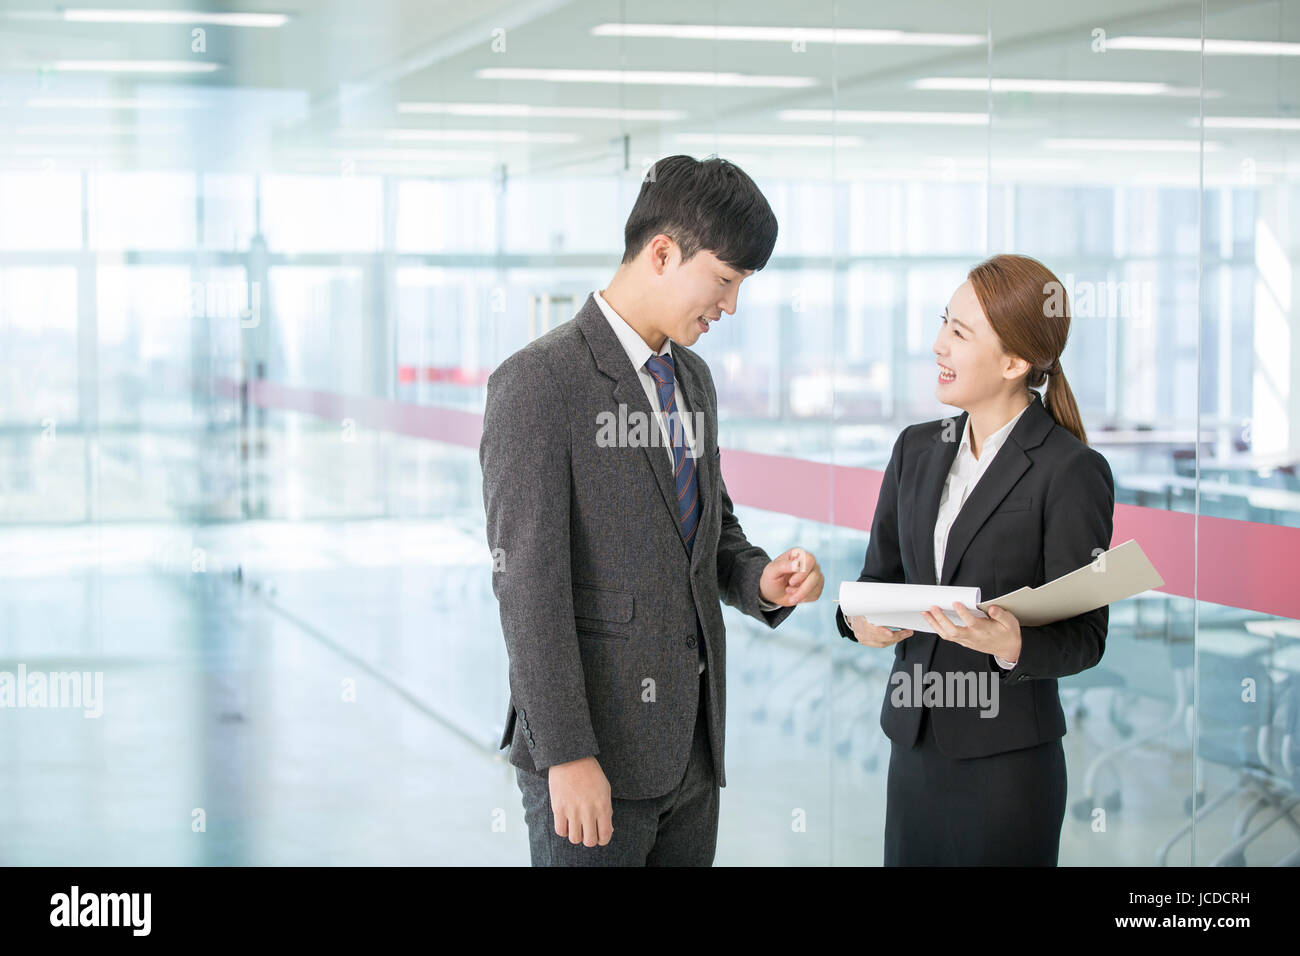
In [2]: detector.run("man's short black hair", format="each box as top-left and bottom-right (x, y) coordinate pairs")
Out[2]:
(621, 154), (778, 272)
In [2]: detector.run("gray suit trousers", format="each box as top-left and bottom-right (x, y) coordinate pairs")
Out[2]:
(515, 671), (719, 866)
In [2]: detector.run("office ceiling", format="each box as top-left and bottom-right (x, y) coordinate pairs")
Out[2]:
(0, 0), (1296, 184)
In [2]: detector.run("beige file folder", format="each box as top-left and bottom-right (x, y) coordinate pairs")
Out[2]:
(975, 538), (1164, 627)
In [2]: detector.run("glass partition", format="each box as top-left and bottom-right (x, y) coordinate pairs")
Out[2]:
(0, 0), (1297, 868)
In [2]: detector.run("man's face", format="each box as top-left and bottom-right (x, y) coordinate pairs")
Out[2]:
(663, 246), (752, 347)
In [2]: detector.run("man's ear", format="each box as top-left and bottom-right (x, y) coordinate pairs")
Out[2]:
(648, 234), (677, 275)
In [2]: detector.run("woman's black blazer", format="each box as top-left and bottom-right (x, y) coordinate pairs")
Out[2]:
(834, 390), (1115, 758)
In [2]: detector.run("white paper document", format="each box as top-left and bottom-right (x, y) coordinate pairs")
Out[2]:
(837, 538), (1163, 632)
(838, 582), (988, 633)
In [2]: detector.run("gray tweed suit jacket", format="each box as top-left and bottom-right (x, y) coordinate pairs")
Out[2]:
(480, 292), (795, 800)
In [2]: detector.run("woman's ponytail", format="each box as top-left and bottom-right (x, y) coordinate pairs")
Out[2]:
(968, 254), (1090, 446)
(1042, 363), (1087, 445)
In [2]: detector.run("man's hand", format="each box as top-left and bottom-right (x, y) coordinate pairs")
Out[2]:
(547, 755), (613, 847)
(759, 547), (825, 607)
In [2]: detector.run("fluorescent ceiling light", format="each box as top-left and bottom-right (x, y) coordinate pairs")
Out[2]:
(287, 147), (497, 162)
(476, 67), (815, 88)
(1195, 116), (1300, 130)
(923, 156), (1085, 171)
(365, 129), (579, 144)
(780, 108), (989, 125)
(50, 60), (220, 73)
(290, 161), (454, 175)
(26, 96), (203, 110)
(0, 143), (126, 155)
(398, 102), (686, 121)
(15, 123), (181, 135)
(676, 133), (865, 147)
(62, 9), (288, 27)
(1249, 161), (1300, 174)
(1042, 138), (1219, 152)
(1107, 36), (1300, 56)
(915, 77), (1191, 96)
(590, 23), (982, 46)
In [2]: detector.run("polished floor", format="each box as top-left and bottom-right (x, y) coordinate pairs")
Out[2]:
(1, 519), (1296, 866)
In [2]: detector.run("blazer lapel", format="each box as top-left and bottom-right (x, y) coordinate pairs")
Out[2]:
(938, 444), (1030, 586)
(576, 294), (694, 560)
(913, 412), (965, 586)
(937, 393), (1053, 585)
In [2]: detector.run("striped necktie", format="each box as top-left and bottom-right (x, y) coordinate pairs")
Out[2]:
(644, 353), (699, 555)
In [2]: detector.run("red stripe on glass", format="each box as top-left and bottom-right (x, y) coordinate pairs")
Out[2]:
(217, 378), (1300, 620)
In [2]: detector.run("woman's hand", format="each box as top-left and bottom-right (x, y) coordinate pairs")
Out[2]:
(846, 615), (913, 648)
(921, 602), (1021, 662)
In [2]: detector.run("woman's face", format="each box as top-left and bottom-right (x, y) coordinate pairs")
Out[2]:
(933, 280), (1024, 409)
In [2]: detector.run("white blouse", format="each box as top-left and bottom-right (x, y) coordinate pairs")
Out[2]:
(933, 400), (1032, 669)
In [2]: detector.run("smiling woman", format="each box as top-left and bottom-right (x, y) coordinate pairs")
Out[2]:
(932, 255), (1085, 450)
(836, 251), (1115, 866)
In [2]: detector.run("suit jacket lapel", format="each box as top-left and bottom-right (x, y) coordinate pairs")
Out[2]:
(938, 443), (1030, 586)
(913, 413), (965, 586)
(576, 293), (696, 560)
(937, 392), (1053, 585)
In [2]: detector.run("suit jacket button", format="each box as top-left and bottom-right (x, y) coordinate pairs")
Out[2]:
(686, 636), (697, 649)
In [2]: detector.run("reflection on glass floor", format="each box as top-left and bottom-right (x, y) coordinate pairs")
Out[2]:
(0, 524), (526, 866)
(1, 520), (1297, 866)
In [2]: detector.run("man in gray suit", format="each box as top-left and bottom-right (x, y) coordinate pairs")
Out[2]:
(480, 155), (824, 866)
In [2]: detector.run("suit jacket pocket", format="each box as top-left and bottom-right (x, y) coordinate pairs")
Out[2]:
(576, 627), (630, 641)
(573, 583), (634, 632)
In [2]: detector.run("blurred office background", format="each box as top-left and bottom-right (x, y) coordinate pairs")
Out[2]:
(1, 0), (1298, 866)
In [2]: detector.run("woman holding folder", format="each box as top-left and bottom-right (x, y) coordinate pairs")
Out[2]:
(835, 254), (1115, 866)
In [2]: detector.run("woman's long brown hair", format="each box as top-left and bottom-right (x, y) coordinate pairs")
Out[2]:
(967, 254), (1088, 445)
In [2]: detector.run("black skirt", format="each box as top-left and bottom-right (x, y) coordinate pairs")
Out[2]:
(884, 706), (1067, 866)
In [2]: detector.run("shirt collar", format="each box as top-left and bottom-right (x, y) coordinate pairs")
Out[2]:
(960, 398), (1032, 462)
(594, 289), (672, 374)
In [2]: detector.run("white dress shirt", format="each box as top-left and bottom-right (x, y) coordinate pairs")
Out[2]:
(594, 291), (779, 673)
(933, 400), (1032, 670)
(593, 290), (698, 469)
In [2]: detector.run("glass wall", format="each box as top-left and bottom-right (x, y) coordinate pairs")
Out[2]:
(1, 0), (1297, 866)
